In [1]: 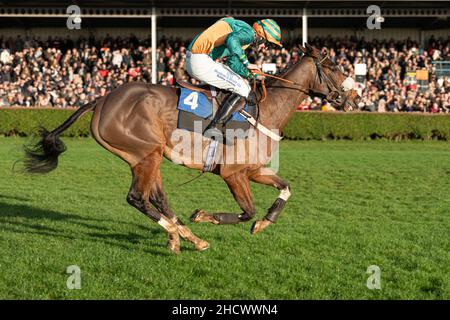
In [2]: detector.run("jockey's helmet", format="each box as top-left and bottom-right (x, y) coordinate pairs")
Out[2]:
(253, 19), (282, 47)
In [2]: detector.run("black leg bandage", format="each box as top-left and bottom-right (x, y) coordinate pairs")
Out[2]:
(264, 198), (286, 223)
(213, 213), (242, 224)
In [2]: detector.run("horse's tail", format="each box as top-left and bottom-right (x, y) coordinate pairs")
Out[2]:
(23, 101), (96, 174)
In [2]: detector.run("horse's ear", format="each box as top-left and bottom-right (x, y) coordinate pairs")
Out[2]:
(305, 43), (313, 51)
(300, 45), (308, 54)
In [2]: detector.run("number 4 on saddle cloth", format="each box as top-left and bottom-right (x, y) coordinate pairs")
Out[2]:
(177, 87), (257, 144)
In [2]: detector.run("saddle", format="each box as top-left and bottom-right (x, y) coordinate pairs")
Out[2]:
(175, 80), (257, 143)
(175, 78), (281, 172)
(177, 79), (214, 100)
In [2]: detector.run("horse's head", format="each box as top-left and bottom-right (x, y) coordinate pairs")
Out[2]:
(300, 43), (360, 111)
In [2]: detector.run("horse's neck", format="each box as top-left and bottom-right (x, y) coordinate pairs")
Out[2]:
(258, 61), (310, 130)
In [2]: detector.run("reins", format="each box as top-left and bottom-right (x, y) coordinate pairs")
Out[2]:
(251, 69), (310, 100)
(253, 69), (302, 86)
(251, 51), (346, 107)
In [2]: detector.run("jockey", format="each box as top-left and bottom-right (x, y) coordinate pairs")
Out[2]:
(185, 17), (282, 137)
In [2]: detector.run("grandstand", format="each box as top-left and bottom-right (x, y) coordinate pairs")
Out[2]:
(0, 0), (449, 112)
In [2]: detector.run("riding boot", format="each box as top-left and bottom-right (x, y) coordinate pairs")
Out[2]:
(203, 93), (242, 139)
(202, 92), (246, 172)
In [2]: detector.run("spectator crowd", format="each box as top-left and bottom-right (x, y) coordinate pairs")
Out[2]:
(0, 33), (449, 112)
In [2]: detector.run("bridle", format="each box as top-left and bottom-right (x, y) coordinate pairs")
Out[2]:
(311, 52), (353, 108)
(252, 50), (356, 109)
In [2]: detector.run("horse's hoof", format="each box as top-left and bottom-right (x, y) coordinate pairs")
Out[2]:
(195, 240), (210, 251)
(168, 242), (181, 255)
(190, 209), (201, 222)
(168, 233), (181, 254)
(190, 209), (207, 223)
(250, 220), (272, 235)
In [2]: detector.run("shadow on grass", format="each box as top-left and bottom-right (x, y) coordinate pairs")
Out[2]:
(0, 201), (171, 256)
(0, 194), (30, 202)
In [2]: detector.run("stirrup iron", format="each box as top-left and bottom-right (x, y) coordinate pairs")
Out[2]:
(203, 139), (219, 172)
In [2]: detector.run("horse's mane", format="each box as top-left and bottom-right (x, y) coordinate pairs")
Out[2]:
(251, 58), (303, 103)
(259, 44), (332, 88)
(264, 58), (303, 87)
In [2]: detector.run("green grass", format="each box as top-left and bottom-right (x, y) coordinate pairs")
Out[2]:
(0, 138), (449, 299)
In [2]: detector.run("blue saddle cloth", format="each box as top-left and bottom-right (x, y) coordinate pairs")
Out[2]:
(177, 88), (248, 122)
(177, 87), (257, 141)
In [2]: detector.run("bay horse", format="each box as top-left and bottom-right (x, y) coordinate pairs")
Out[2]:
(22, 44), (360, 254)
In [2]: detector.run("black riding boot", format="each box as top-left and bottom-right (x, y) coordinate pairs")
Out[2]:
(203, 93), (242, 139)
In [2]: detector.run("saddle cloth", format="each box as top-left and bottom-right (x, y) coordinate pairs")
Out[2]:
(177, 87), (256, 140)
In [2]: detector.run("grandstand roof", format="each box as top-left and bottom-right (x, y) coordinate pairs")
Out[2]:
(1, 0), (449, 10)
(0, 1), (448, 29)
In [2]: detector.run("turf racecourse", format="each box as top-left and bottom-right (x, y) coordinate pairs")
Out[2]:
(0, 138), (448, 299)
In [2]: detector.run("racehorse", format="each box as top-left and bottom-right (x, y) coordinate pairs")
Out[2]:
(22, 44), (360, 254)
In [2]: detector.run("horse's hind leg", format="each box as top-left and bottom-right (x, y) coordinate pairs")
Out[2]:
(127, 150), (181, 254)
(248, 168), (291, 235)
(191, 171), (256, 225)
(148, 169), (209, 251)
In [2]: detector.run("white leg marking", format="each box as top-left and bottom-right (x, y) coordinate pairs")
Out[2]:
(279, 187), (291, 201)
(158, 216), (174, 231)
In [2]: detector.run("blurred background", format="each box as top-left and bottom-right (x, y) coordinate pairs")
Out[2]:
(0, 0), (448, 112)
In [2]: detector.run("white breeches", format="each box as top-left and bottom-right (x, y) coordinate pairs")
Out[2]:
(185, 51), (251, 98)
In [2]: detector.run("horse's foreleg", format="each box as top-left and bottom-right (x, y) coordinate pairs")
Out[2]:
(127, 151), (180, 254)
(148, 170), (209, 251)
(190, 171), (255, 225)
(249, 170), (291, 235)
